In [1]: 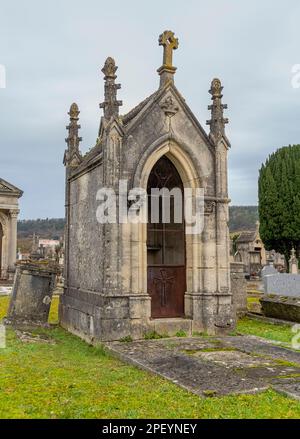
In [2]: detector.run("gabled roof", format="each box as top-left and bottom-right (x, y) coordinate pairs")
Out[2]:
(0, 178), (23, 198)
(236, 230), (257, 243)
(122, 90), (160, 126)
(121, 82), (214, 149)
(70, 81), (217, 179)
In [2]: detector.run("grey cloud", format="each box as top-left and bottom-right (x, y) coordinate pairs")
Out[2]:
(1, 0), (300, 217)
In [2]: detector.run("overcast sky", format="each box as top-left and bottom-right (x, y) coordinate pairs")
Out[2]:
(1, 0), (300, 219)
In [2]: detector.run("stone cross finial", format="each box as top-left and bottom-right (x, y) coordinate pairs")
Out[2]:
(100, 57), (122, 120)
(206, 78), (229, 143)
(64, 102), (82, 168)
(159, 30), (179, 68)
(157, 30), (179, 87)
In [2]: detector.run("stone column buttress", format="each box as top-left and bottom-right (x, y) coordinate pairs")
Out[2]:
(8, 208), (19, 272)
(206, 77), (231, 295)
(63, 102), (83, 289)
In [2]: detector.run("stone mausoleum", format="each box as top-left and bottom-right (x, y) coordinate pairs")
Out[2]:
(0, 178), (22, 281)
(60, 31), (234, 341)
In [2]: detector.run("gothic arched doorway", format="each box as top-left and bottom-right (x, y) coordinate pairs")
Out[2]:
(147, 155), (186, 318)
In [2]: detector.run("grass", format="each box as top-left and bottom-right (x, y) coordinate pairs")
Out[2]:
(1, 296), (300, 418)
(175, 330), (187, 337)
(144, 331), (167, 340)
(119, 335), (133, 343)
(247, 297), (261, 304)
(247, 296), (261, 313)
(237, 317), (294, 344)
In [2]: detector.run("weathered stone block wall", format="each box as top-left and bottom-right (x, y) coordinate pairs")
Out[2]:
(60, 291), (151, 342)
(68, 165), (104, 291)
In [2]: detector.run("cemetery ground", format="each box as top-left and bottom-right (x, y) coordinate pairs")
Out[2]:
(1, 297), (300, 419)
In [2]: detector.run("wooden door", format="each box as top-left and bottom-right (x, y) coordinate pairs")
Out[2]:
(147, 156), (186, 318)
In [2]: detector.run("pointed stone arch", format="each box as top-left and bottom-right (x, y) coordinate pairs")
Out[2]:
(132, 136), (204, 191)
(125, 139), (205, 318)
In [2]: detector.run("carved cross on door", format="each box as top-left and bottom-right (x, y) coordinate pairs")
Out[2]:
(159, 31), (179, 68)
(154, 269), (175, 307)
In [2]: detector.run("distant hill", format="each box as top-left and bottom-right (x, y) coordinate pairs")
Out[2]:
(229, 206), (258, 232)
(18, 218), (65, 239)
(17, 206), (259, 238)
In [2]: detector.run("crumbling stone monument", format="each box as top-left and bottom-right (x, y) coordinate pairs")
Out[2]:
(230, 262), (247, 317)
(234, 221), (266, 276)
(6, 261), (58, 325)
(60, 31), (234, 342)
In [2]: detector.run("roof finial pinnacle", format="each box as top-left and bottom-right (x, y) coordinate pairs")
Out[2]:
(100, 57), (123, 120)
(206, 78), (229, 143)
(64, 102), (82, 168)
(69, 102), (80, 120)
(101, 57), (118, 79)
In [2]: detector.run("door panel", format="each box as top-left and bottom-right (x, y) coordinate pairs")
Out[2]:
(148, 266), (185, 318)
(147, 156), (186, 318)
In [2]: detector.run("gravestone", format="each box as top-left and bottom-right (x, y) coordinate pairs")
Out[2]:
(261, 258), (277, 278)
(289, 248), (299, 275)
(6, 261), (58, 325)
(263, 273), (300, 297)
(261, 252), (300, 322)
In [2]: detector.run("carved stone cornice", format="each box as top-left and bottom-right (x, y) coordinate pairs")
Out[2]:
(204, 200), (216, 215)
(205, 196), (231, 204)
(9, 209), (19, 219)
(0, 211), (8, 230)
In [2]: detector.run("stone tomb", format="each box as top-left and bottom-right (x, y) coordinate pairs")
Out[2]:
(60, 31), (234, 342)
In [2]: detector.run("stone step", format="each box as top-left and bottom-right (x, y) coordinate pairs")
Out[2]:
(151, 318), (192, 336)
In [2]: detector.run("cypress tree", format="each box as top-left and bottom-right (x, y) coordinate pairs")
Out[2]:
(258, 144), (300, 268)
